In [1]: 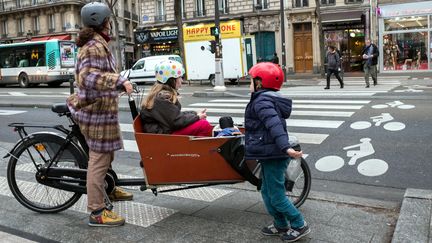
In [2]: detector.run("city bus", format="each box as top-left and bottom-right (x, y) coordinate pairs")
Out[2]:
(0, 40), (76, 88)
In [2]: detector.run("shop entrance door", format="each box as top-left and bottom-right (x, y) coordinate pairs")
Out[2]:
(245, 38), (254, 71)
(293, 23), (313, 73)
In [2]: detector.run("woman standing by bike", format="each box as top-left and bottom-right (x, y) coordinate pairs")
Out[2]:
(67, 2), (133, 227)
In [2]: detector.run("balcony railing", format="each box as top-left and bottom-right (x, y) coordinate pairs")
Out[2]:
(48, 28), (55, 33)
(33, 30), (39, 34)
(17, 31), (24, 36)
(154, 14), (166, 22)
(193, 9), (206, 18)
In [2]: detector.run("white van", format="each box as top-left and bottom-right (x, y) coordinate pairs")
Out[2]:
(121, 55), (182, 83)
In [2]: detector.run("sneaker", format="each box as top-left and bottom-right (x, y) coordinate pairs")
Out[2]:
(340, 83), (344, 89)
(88, 209), (125, 227)
(281, 222), (310, 242)
(109, 186), (133, 201)
(324, 87), (330, 90)
(261, 224), (288, 236)
(365, 85), (370, 88)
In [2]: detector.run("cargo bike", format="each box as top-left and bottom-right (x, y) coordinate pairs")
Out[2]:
(4, 85), (311, 214)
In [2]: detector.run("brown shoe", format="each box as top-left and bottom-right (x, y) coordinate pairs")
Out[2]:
(109, 187), (133, 201)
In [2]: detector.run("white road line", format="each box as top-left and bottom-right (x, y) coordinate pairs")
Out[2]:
(209, 99), (371, 104)
(205, 116), (344, 129)
(0, 110), (27, 116)
(7, 92), (27, 96)
(182, 108), (356, 117)
(122, 139), (139, 153)
(188, 103), (364, 110)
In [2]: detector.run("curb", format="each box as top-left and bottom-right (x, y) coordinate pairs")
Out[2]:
(391, 188), (432, 243)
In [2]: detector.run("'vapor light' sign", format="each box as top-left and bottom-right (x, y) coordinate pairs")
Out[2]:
(135, 29), (178, 44)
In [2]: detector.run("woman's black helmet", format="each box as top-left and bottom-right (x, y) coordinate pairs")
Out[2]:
(81, 2), (111, 28)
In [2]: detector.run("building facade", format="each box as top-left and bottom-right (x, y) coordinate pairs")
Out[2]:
(138, 0), (283, 73)
(0, 0), (141, 70)
(138, 0), (375, 75)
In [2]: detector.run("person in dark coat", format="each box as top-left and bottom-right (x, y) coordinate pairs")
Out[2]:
(361, 39), (379, 87)
(140, 60), (212, 136)
(324, 46), (344, 89)
(245, 62), (310, 242)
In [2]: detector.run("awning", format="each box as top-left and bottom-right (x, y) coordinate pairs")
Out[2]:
(31, 34), (72, 41)
(321, 11), (364, 23)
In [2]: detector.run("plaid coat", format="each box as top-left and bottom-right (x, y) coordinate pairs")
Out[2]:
(67, 33), (127, 153)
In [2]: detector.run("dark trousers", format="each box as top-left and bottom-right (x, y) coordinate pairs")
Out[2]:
(326, 69), (344, 88)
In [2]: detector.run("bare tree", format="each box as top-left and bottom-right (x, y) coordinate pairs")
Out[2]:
(314, 0), (325, 77)
(105, 0), (123, 71)
(174, 0), (186, 68)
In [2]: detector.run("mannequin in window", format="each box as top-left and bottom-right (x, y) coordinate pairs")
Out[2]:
(384, 43), (393, 70)
(390, 42), (399, 70)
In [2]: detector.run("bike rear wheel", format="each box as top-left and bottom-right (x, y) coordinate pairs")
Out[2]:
(246, 158), (311, 208)
(7, 133), (87, 213)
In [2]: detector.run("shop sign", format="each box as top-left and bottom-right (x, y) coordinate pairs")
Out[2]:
(379, 1), (432, 17)
(135, 29), (178, 44)
(183, 20), (241, 41)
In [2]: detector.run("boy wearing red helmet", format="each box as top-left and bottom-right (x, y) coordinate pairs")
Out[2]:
(245, 62), (310, 242)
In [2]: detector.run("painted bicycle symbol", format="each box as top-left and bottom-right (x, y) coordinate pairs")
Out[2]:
(372, 100), (415, 110)
(394, 85), (425, 93)
(350, 113), (405, 131)
(315, 138), (388, 177)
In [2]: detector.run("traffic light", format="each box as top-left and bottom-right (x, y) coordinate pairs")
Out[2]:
(209, 40), (216, 54)
(210, 26), (220, 37)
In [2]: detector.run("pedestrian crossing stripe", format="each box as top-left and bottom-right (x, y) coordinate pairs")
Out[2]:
(182, 107), (356, 117)
(188, 102), (365, 110)
(0, 110), (27, 116)
(209, 99), (371, 104)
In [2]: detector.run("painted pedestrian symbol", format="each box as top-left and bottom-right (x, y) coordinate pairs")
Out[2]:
(372, 100), (415, 110)
(350, 113), (405, 131)
(315, 138), (388, 177)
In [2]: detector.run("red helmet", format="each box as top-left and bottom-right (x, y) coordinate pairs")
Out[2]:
(248, 62), (284, 91)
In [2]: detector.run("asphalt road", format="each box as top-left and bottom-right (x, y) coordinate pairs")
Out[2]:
(0, 81), (431, 202)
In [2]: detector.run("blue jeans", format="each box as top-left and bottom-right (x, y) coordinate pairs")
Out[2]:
(260, 158), (304, 229)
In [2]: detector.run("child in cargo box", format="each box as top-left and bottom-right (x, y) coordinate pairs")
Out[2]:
(215, 116), (242, 137)
(140, 60), (212, 136)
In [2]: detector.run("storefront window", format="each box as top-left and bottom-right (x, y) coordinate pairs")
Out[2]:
(382, 32), (428, 71)
(324, 28), (364, 72)
(384, 16), (428, 31)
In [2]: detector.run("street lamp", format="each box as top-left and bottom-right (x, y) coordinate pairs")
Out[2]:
(255, 4), (262, 62)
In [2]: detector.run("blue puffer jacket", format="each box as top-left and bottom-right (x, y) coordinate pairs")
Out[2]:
(244, 90), (292, 160)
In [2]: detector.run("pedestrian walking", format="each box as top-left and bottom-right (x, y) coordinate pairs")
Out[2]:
(140, 60), (213, 136)
(67, 1), (134, 227)
(272, 53), (279, 65)
(245, 62), (310, 242)
(324, 46), (344, 89)
(361, 39), (379, 88)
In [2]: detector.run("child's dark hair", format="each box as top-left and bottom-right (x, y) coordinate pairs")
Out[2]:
(253, 77), (263, 92)
(219, 116), (234, 129)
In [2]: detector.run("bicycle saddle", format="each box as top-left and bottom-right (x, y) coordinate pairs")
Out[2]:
(52, 103), (70, 114)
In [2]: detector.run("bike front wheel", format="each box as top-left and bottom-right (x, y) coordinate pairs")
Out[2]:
(7, 133), (87, 213)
